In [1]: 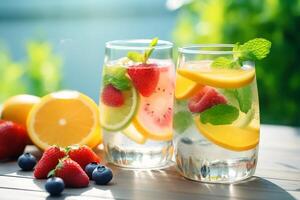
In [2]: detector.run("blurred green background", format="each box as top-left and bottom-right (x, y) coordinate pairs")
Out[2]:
(0, 0), (299, 126)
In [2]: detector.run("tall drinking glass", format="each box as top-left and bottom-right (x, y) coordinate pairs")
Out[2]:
(100, 39), (175, 168)
(174, 44), (260, 183)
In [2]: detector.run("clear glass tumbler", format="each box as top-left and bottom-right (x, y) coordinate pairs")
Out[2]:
(99, 39), (175, 169)
(174, 44), (260, 183)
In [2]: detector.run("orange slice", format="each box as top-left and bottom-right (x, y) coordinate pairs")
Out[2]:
(122, 123), (147, 144)
(132, 117), (173, 141)
(178, 68), (255, 88)
(27, 91), (101, 150)
(194, 115), (259, 151)
(175, 73), (204, 100)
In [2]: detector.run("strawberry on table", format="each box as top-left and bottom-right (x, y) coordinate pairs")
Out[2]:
(0, 120), (27, 160)
(34, 146), (66, 179)
(51, 158), (89, 188)
(67, 145), (100, 169)
(188, 86), (227, 113)
(127, 63), (160, 97)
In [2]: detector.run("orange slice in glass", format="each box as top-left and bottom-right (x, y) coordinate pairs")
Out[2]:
(175, 73), (204, 100)
(194, 115), (259, 151)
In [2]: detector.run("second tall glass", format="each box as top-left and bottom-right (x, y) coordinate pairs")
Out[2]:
(99, 39), (175, 169)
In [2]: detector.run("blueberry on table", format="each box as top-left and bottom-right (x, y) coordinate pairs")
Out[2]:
(45, 177), (65, 196)
(85, 162), (102, 180)
(17, 153), (37, 171)
(92, 165), (113, 185)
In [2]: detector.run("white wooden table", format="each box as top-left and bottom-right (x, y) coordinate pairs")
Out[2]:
(0, 125), (299, 200)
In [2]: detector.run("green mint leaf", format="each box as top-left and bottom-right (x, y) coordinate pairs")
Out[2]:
(127, 51), (144, 62)
(211, 57), (240, 69)
(234, 85), (252, 113)
(144, 37), (159, 63)
(174, 111), (193, 134)
(200, 104), (239, 125)
(234, 38), (271, 61)
(103, 67), (131, 91)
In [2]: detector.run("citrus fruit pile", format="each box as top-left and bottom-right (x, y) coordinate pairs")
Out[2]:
(0, 91), (102, 157)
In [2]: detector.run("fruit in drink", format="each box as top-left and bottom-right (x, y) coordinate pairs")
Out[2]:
(127, 63), (160, 97)
(188, 87), (227, 113)
(133, 68), (173, 141)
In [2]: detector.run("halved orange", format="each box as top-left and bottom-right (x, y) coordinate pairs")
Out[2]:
(178, 68), (255, 89)
(194, 115), (259, 151)
(175, 73), (204, 100)
(27, 91), (102, 150)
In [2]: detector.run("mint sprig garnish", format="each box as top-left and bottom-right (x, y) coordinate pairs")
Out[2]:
(127, 37), (159, 63)
(200, 104), (239, 125)
(103, 67), (131, 91)
(234, 85), (252, 113)
(211, 38), (271, 69)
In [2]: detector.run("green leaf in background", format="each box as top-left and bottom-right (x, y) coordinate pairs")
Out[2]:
(174, 111), (193, 134)
(200, 104), (239, 125)
(103, 67), (131, 91)
(234, 85), (253, 113)
(127, 52), (144, 63)
(234, 38), (271, 61)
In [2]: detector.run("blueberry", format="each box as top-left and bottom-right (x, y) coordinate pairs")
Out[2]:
(180, 137), (193, 145)
(45, 177), (65, 196)
(17, 153), (37, 171)
(92, 165), (113, 185)
(85, 162), (101, 179)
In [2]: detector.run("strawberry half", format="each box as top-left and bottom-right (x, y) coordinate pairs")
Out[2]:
(101, 84), (124, 107)
(127, 63), (160, 97)
(0, 120), (27, 160)
(188, 87), (227, 113)
(53, 158), (89, 188)
(67, 145), (100, 170)
(34, 146), (66, 179)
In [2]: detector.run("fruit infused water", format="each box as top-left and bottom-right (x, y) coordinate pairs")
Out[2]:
(100, 39), (175, 168)
(174, 39), (271, 183)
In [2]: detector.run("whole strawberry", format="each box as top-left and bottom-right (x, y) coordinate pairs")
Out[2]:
(0, 120), (27, 160)
(67, 145), (100, 169)
(52, 158), (89, 188)
(34, 146), (66, 179)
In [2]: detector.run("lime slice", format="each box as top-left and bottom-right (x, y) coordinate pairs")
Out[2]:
(122, 123), (147, 144)
(100, 87), (138, 131)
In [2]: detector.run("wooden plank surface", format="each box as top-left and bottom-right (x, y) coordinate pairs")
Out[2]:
(0, 124), (299, 200)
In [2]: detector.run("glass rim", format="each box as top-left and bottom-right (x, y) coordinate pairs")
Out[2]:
(105, 39), (173, 50)
(178, 44), (234, 55)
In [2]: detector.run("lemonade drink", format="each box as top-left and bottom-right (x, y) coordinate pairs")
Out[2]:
(174, 40), (271, 183)
(99, 39), (175, 168)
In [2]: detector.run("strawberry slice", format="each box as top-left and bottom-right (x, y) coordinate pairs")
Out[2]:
(127, 63), (160, 97)
(188, 86), (227, 113)
(101, 84), (124, 107)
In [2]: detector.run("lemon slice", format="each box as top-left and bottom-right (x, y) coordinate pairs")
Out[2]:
(178, 68), (255, 88)
(122, 123), (147, 144)
(175, 73), (204, 100)
(27, 91), (101, 150)
(194, 115), (259, 151)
